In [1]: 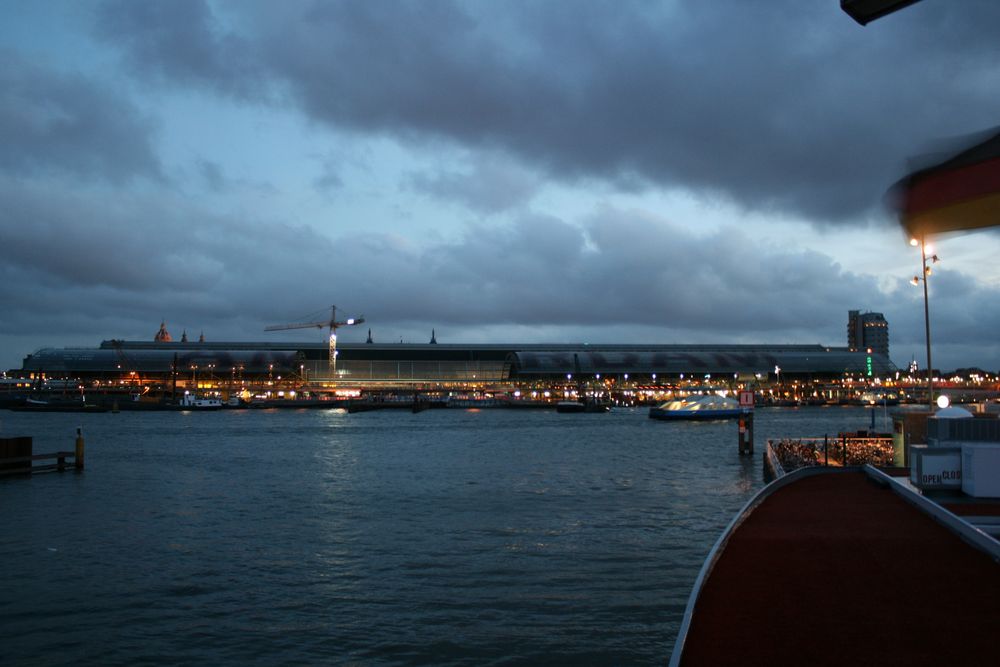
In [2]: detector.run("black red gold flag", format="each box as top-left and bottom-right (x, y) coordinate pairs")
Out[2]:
(888, 127), (1000, 240)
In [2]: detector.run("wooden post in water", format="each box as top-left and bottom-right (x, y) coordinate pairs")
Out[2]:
(738, 412), (754, 456)
(737, 391), (755, 456)
(75, 427), (85, 470)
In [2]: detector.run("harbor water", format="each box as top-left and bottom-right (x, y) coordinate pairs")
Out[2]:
(0, 406), (883, 665)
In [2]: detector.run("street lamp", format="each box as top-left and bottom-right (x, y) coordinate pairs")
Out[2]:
(910, 236), (939, 411)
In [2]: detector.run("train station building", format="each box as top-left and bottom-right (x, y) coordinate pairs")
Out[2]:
(18, 338), (894, 388)
(10, 311), (899, 402)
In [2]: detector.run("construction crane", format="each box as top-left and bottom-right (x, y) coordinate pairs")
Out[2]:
(264, 305), (365, 378)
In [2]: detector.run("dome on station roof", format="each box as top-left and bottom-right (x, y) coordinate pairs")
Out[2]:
(154, 321), (172, 342)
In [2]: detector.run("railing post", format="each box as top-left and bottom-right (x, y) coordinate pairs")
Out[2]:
(824, 434), (829, 466)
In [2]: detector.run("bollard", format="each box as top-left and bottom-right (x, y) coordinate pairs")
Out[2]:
(75, 427), (85, 470)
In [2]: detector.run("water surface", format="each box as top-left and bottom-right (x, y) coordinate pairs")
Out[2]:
(0, 406), (877, 665)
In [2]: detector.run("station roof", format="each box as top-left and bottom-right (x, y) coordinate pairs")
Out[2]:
(18, 340), (896, 377)
(508, 348), (894, 376)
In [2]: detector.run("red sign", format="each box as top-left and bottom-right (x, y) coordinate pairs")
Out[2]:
(739, 391), (755, 407)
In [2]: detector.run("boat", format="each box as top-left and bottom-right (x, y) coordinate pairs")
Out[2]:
(176, 393), (223, 410)
(556, 399), (610, 413)
(225, 396), (247, 409)
(648, 394), (749, 421)
(346, 394), (448, 413)
(448, 398), (506, 409)
(12, 397), (109, 413)
(669, 466), (1000, 666)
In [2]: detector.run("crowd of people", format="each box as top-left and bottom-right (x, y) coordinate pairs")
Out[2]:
(770, 436), (895, 471)
(770, 439), (823, 470)
(838, 437), (895, 466)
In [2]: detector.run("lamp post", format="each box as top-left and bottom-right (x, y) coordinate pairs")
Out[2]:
(910, 236), (939, 411)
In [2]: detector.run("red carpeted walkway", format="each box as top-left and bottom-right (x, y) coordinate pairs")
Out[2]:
(679, 472), (1000, 666)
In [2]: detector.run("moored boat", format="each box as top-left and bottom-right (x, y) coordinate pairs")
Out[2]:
(12, 397), (109, 413)
(556, 399), (610, 413)
(176, 393), (223, 410)
(648, 394), (749, 421)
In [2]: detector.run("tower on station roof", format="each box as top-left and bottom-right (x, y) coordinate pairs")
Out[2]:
(154, 321), (172, 342)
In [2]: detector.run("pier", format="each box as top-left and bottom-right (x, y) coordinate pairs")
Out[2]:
(0, 430), (84, 476)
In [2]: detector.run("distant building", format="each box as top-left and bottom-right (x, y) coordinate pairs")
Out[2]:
(848, 310), (889, 358)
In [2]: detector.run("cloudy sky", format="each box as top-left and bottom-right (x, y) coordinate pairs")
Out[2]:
(2, 0), (999, 372)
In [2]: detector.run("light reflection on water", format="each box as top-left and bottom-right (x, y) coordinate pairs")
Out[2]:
(0, 406), (876, 665)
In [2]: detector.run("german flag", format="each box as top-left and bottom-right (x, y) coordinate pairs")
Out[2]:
(888, 127), (1000, 240)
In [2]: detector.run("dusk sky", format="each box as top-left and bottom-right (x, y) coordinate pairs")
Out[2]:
(2, 0), (1000, 372)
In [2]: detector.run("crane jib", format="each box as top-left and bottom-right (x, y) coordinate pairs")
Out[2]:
(263, 308), (364, 377)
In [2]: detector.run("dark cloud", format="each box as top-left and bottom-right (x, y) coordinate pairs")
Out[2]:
(95, 0), (265, 99)
(403, 207), (877, 337)
(94, 0), (1000, 224)
(1, 176), (997, 370)
(0, 50), (161, 182)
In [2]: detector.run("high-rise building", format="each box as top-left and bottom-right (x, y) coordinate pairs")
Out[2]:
(848, 310), (889, 358)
